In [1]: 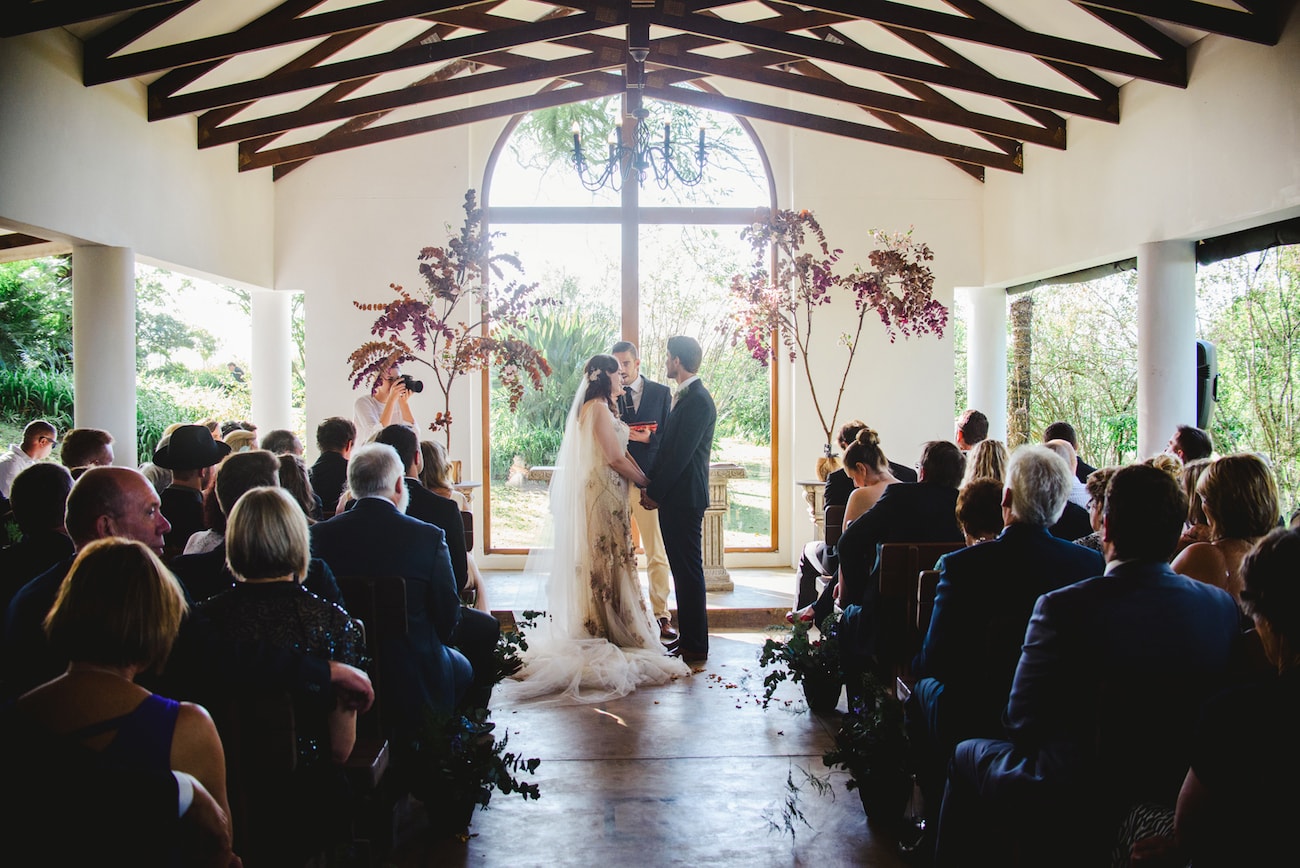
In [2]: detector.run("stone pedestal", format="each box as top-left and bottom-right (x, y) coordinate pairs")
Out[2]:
(796, 479), (825, 541)
(704, 463), (747, 591)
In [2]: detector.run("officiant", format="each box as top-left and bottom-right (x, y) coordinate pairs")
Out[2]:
(611, 340), (676, 645)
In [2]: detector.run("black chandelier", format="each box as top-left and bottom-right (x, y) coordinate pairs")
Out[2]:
(571, 47), (711, 192)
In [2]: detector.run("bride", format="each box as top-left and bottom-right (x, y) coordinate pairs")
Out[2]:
(511, 353), (690, 702)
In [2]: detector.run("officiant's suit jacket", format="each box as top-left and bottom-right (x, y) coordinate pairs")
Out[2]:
(311, 496), (470, 720)
(622, 376), (672, 475)
(912, 523), (1103, 742)
(647, 380), (716, 511)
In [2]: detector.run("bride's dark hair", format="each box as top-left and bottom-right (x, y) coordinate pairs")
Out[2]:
(582, 354), (620, 406)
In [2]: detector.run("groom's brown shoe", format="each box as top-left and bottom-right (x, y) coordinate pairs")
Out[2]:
(669, 646), (707, 664)
(658, 617), (679, 643)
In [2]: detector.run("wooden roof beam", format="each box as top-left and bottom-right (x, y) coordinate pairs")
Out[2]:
(1072, 1), (1283, 45)
(1, 0), (183, 37)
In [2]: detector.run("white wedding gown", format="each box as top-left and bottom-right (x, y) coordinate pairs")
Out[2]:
(511, 397), (689, 703)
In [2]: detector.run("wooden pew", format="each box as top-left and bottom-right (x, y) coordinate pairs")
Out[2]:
(877, 542), (963, 680)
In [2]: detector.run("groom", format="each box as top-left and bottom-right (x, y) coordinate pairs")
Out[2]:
(640, 336), (716, 664)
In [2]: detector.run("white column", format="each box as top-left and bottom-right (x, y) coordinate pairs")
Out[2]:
(1137, 240), (1197, 459)
(250, 290), (294, 433)
(964, 286), (1008, 441)
(72, 246), (137, 465)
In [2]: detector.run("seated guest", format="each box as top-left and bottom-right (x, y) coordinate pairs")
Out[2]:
(793, 421), (871, 614)
(278, 453), (323, 521)
(153, 425), (230, 557)
(220, 420), (256, 440)
(259, 428), (303, 456)
(954, 409), (988, 452)
(1074, 465), (1119, 553)
(1175, 457), (1214, 553)
(169, 451), (341, 606)
(936, 464), (1241, 867)
(197, 487), (365, 863)
(1043, 439), (1093, 538)
(0, 463), (74, 613)
(1167, 424), (1213, 463)
(909, 448), (1103, 821)
(5, 467), (172, 698)
(12, 539), (232, 849)
(1131, 527), (1300, 867)
(960, 439), (1007, 488)
(419, 438), (491, 613)
(309, 416), (355, 518)
(222, 428), (258, 454)
(59, 427), (115, 470)
(0, 419), (57, 501)
(1145, 452), (1183, 479)
(1172, 452), (1280, 601)
(953, 477), (1005, 547)
(311, 443), (472, 728)
(1044, 421), (1095, 484)
(793, 426), (902, 623)
(830, 440), (965, 655)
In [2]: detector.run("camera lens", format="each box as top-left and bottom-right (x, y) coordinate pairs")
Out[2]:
(401, 374), (424, 393)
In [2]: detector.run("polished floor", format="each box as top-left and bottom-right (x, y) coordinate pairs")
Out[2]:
(389, 569), (914, 867)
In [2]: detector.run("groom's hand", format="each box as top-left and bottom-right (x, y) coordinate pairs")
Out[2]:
(640, 490), (659, 510)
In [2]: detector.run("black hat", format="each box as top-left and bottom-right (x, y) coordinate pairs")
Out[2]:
(153, 424), (231, 471)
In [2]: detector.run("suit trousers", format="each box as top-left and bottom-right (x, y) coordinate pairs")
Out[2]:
(629, 489), (671, 620)
(657, 505), (708, 655)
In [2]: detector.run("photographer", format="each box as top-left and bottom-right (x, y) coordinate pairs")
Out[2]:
(354, 365), (419, 443)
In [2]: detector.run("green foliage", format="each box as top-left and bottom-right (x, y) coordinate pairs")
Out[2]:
(136, 376), (250, 463)
(762, 766), (833, 841)
(492, 610), (544, 684)
(408, 709), (541, 817)
(136, 266), (220, 370)
(0, 368), (74, 428)
(0, 257), (73, 372)
(756, 616), (842, 708)
(1198, 245), (1300, 514)
(1023, 272), (1140, 466)
(822, 671), (909, 797)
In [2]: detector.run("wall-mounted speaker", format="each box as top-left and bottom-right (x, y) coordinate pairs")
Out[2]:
(1197, 339), (1218, 429)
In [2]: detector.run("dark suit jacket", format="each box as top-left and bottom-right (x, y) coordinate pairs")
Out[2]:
(1049, 501), (1093, 541)
(160, 485), (206, 552)
(169, 547), (343, 607)
(889, 461), (919, 483)
(3, 555), (76, 697)
(914, 523), (1104, 737)
(647, 379), (716, 510)
(1075, 457), (1097, 486)
(836, 482), (963, 606)
(0, 530), (73, 614)
(308, 450), (348, 517)
(824, 469), (854, 512)
(310, 497), (468, 719)
(402, 478), (468, 593)
(620, 375), (673, 474)
(997, 561), (1241, 806)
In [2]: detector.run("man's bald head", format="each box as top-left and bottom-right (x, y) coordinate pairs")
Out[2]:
(1044, 438), (1078, 474)
(65, 467), (171, 554)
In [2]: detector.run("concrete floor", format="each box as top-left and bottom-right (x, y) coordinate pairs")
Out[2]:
(389, 570), (914, 867)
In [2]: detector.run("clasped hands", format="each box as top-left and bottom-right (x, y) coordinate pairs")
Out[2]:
(639, 489), (659, 510)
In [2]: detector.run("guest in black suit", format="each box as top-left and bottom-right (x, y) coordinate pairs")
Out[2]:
(831, 440), (966, 631)
(310, 443), (472, 729)
(909, 445), (1104, 819)
(642, 336), (716, 664)
(612, 340), (677, 642)
(308, 416), (355, 519)
(153, 425), (231, 557)
(1044, 421), (1095, 485)
(373, 425), (500, 710)
(936, 464), (1242, 867)
(168, 450), (343, 606)
(0, 462), (74, 614)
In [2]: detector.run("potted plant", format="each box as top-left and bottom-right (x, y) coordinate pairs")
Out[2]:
(757, 614), (843, 712)
(822, 671), (912, 828)
(727, 208), (947, 477)
(348, 189), (554, 448)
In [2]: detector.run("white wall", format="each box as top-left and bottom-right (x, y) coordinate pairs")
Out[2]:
(0, 29), (275, 288)
(983, 10), (1300, 287)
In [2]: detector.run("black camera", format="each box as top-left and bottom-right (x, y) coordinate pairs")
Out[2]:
(399, 373), (424, 393)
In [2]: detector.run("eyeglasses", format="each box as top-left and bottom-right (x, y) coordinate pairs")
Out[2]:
(38, 436), (57, 446)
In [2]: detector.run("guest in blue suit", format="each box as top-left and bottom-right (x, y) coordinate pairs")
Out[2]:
(641, 336), (716, 664)
(310, 443), (471, 735)
(909, 445), (1104, 819)
(935, 463), (1242, 867)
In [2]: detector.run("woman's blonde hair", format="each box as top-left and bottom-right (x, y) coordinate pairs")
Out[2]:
(1180, 457), (1214, 527)
(223, 429), (259, 454)
(419, 439), (455, 490)
(962, 439), (1009, 486)
(225, 486), (311, 582)
(44, 538), (188, 673)
(1199, 453), (1281, 540)
(843, 427), (888, 474)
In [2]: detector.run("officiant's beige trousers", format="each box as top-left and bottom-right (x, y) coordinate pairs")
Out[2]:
(629, 489), (672, 620)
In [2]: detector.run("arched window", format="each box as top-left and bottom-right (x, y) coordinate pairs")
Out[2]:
(480, 97), (778, 555)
